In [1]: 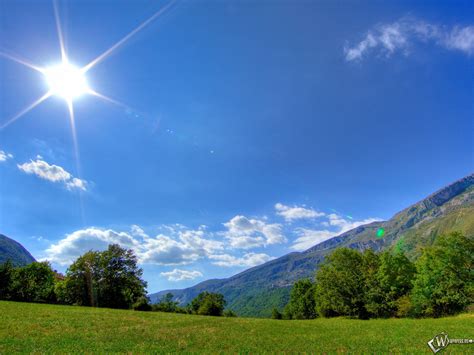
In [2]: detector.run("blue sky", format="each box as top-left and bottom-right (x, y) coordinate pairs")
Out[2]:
(0, 0), (472, 293)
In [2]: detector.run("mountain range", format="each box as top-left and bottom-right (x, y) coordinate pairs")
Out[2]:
(0, 234), (36, 266)
(149, 174), (474, 317)
(1, 174), (472, 317)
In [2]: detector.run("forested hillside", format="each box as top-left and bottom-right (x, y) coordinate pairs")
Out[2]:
(150, 174), (474, 317)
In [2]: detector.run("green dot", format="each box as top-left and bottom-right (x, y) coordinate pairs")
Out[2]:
(376, 228), (385, 238)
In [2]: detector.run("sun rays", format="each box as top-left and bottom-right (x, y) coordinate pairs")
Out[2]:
(0, 0), (177, 167)
(81, 0), (177, 74)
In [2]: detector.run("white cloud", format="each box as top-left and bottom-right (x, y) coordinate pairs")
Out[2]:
(209, 252), (274, 267)
(45, 228), (139, 265)
(275, 203), (324, 221)
(44, 211), (378, 271)
(443, 26), (474, 53)
(0, 150), (13, 162)
(66, 177), (87, 191)
(131, 225), (149, 239)
(17, 158), (87, 191)
(291, 229), (335, 251)
(45, 225), (224, 266)
(345, 17), (474, 61)
(222, 215), (286, 249)
(327, 213), (380, 234)
(45, 223), (277, 270)
(290, 214), (381, 251)
(160, 269), (203, 282)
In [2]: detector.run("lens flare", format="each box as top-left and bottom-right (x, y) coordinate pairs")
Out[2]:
(376, 228), (385, 238)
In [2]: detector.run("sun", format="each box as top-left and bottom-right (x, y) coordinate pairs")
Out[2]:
(44, 62), (90, 100)
(0, 0), (175, 133)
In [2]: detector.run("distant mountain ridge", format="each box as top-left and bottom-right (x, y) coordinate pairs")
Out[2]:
(150, 174), (474, 317)
(0, 234), (36, 266)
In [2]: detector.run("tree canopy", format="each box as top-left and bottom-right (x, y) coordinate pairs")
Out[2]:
(57, 244), (147, 309)
(411, 231), (473, 317)
(189, 291), (227, 316)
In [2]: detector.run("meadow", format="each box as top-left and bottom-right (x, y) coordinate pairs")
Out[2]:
(0, 301), (472, 353)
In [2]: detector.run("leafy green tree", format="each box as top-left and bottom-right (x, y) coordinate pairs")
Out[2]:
(189, 292), (226, 316)
(223, 309), (237, 317)
(62, 251), (101, 306)
(411, 232), (473, 317)
(271, 307), (282, 319)
(153, 293), (179, 312)
(315, 248), (368, 319)
(188, 292), (208, 313)
(11, 262), (56, 303)
(54, 279), (71, 304)
(365, 250), (415, 317)
(361, 249), (381, 316)
(284, 279), (317, 319)
(133, 296), (152, 311)
(62, 245), (147, 309)
(0, 260), (15, 300)
(97, 244), (147, 309)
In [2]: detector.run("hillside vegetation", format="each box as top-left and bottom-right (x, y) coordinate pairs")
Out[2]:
(151, 174), (474, 317)
(0, 301), (472, 353)
(0, 235), (35, 267)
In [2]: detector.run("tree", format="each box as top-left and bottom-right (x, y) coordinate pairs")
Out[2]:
(223, 309), (237, 317)
(365, 250), (415, 317)
(0, 260), (15, 300)
(133, 296), (152, 311)
(62, 245), (147, 309)
(153, 293), (179, 313)
(361, 249), (381, 317)
(11, 262), (56, 303)
(315, 248), (368, 319)
(411, 232), (474, 317)
(271, 308), (282, 320)
(284, 279), (317, 319)
(189, 292), (226, 316)
(62, 251), (101, 306)
(97, 244), (147, 309)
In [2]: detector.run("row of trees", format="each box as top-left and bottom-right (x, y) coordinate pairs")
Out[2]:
(0, 244), (147, 309)
(152, 291), (236, 317)
(0, 260), (58, 303)
(0, 243), (235, 317)
(276, 232), (473, 319)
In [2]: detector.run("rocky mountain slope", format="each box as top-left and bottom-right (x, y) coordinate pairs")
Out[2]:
(150, 174), (474, 317)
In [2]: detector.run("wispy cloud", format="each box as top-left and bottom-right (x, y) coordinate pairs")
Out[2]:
(0, 150), (13, 162)
(345, 17), (474, 61)
(275, 203), (324, 222)
(160, 269), (203, 282)
(17, 157), (87, 191)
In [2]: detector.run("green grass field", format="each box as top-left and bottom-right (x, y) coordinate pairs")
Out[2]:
(0, 301), (472, 353)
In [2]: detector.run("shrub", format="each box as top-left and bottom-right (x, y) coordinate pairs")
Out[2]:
(133, 296), (152, 311)
(223, 309), (237, 317)
(189, 292), (226, 316)
(271, 308), (282, 320)
(395, 295), (413, 318)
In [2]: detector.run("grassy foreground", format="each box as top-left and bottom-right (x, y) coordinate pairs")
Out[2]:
(0, 301), (472, 353)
